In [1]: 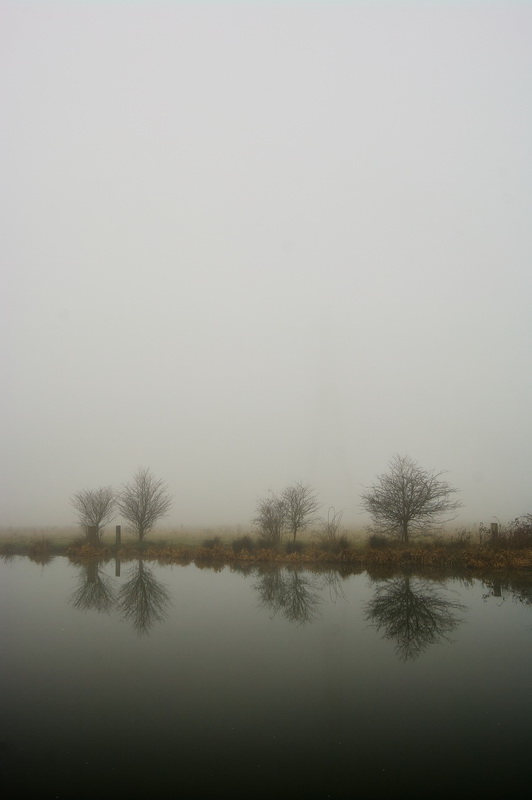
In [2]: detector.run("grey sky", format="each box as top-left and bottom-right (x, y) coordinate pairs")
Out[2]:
(1, 1), (531, 529)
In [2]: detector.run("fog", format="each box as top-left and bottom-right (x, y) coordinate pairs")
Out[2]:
(2, 2), (531, 531)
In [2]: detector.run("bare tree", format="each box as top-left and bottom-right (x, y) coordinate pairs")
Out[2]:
(71, 486), (116, 539)
(361, 455), (462, 543)
(117, 467), (173, 542)
(315, 506), (345, 544)
(282, 481), (320, 542)
(253, 491), (286, 547)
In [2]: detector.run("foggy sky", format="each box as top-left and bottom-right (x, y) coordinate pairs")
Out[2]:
(2, 1), (531, 530)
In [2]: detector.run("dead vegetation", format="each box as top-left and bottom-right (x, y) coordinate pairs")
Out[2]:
(2, 523), (532, 572)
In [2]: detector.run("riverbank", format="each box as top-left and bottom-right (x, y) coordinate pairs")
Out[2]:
(2, 536), (532, 572)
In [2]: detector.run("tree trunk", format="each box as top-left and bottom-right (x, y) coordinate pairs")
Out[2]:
(402, 520), (409, 543)
(87, 525), (99, 546)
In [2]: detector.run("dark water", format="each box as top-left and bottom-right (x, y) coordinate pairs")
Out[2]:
(1, 557), (531, 798)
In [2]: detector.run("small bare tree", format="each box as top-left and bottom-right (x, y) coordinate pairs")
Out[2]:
(282, 481), (320, 542)
(71, 486), (116, 540)
(361, 455), (462, 543)
(117, 467), (173, 542)
(315, 506), (345, 544)
(253, 491), (286, 547)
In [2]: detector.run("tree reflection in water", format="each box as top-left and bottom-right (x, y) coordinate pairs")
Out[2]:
(320, 567), (347, 604)
(254, 567), (325, 625)
(69, 559), (171, 635)
(117, 560), (171, 636)
(70, 561), (116, 614)
(365, 575), (466, 661)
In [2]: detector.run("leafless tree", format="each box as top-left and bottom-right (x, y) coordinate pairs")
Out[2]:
(70, 486), (116, 539)
(282, 481), (320, 542)
(361, 455), (462, 543)
(253, 491), (286, 547)
(117, 467), (173, 542)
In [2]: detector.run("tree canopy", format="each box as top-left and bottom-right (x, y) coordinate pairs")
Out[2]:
(71, 486), (116, 538)
(118, 467), (173, 541)
(361, 455), (462, 542)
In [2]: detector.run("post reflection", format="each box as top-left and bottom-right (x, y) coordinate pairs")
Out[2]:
(364, 575), (466, 661)
(482, 572), (532, 605)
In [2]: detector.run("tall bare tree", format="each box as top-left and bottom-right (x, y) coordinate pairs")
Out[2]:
(361, 455), (462, 543)
(71, 486), (116, 539)
(117, 467), (173, 542)
(282, 481), (320, 542)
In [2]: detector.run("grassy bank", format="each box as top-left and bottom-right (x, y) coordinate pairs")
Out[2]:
(2, 530), (532, 572)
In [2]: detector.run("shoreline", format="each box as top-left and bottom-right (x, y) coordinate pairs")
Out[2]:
(2, 537), (532, 572)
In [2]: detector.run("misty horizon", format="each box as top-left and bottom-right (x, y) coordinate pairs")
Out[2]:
(2, 2), (530, 530)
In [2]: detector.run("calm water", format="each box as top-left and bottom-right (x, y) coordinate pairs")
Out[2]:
(1, 557), (532, 798)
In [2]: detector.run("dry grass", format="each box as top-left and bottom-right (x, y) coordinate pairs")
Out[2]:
(0, 526), (78, 546)
(2, 524), (532, 572)
(58, 541), (532, 573)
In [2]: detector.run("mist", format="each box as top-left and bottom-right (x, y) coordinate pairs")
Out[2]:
(2, 1), (531, 531)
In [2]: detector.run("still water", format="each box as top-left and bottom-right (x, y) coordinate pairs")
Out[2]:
(1, 557), (531, 798)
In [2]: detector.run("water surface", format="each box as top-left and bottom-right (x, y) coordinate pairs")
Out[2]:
(1, 557), (531, 798)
